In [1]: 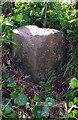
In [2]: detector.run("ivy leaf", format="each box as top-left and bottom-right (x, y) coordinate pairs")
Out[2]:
(32, 105), (43, 118)
(8, 112), (17, 118)
(68, 101), (74, 108)
(69, 78), (78, 88)
(0, 16), (4, 32)
(34, 95), (39, 101)
(8, 82), (16, 88)
(45, 97), (55, 106)
(74, 97), (78, 103)
(10, 91), (18, 99)
(2, 72), (9, 79)
(41, 105), (50, 117)
(3, 105), (11, 114)
(14, 13), (23, 22)
(67, 29), (73, 33)
(8, 77), (14, 81)
(0, 16), (4, 25)
(67, 112), (73, 118)
(17, 85), (25, 93)
(72, 109), (78, 118)
(26, 102), (30, 109)
(36, 110), (42, 118)
(14, 92), (27, 106)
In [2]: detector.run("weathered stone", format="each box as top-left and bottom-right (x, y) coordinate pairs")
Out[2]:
(12, 25), (64, 83)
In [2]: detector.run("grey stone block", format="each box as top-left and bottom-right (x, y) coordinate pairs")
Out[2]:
(12, 25), (64, 83)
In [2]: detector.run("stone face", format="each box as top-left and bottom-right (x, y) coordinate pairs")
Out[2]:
(12, 25), (64, 83)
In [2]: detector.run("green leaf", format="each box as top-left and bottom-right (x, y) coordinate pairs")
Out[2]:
(45, 97), (55, 106)
(0, 16), (4, 32)
(67, 112), (73, 118)
(68, 101), (74, 108)
(7, 60), (10, 65)
(15, 1), (21, 6)
(34, 95), (39, 101)
(26, 102), (30, 109)
(69, 78), (78, 88)
(8, 82), (16, 88)
(32, 105), (43, 118)
(36, 110), (42, 118)
(41, 105), (50, 117)
(3, 105), (11, 114)
(2, 98), (10, 105)
(18, 85), (25, 92)
(67, 29), (73, 33)
(74, 97), (78, 103)
(31, 99), (35, 107)
(0, 16), (4, 25)
(8, 112), (17, 118)
(2, 72), (9, 79)
(8, 77), (14, 81)
(72, 109), (78, 118)
(14, 92), (27, 106)
(14, 13), (23, 22)
(10, 91), (18, 99)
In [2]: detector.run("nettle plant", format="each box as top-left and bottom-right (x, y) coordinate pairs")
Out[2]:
(66, 78), (78, 119)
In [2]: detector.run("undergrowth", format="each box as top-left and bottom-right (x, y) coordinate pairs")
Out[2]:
(1, 1), (78, 120)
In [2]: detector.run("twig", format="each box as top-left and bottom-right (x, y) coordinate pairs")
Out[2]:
(12, 106), (28, 116)
(2, 98), (12, 111)
(3, 86), (11, 93)
(68, 104), (78, 113)
(44, 0), (48, 28)
(20, 75), (31, 82)
(69, 18), (78, 23)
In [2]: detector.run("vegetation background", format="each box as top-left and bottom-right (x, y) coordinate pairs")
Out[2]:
(1, 1), (78, 120)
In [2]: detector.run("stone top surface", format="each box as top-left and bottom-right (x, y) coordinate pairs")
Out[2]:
(13, 25), (61, 37)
